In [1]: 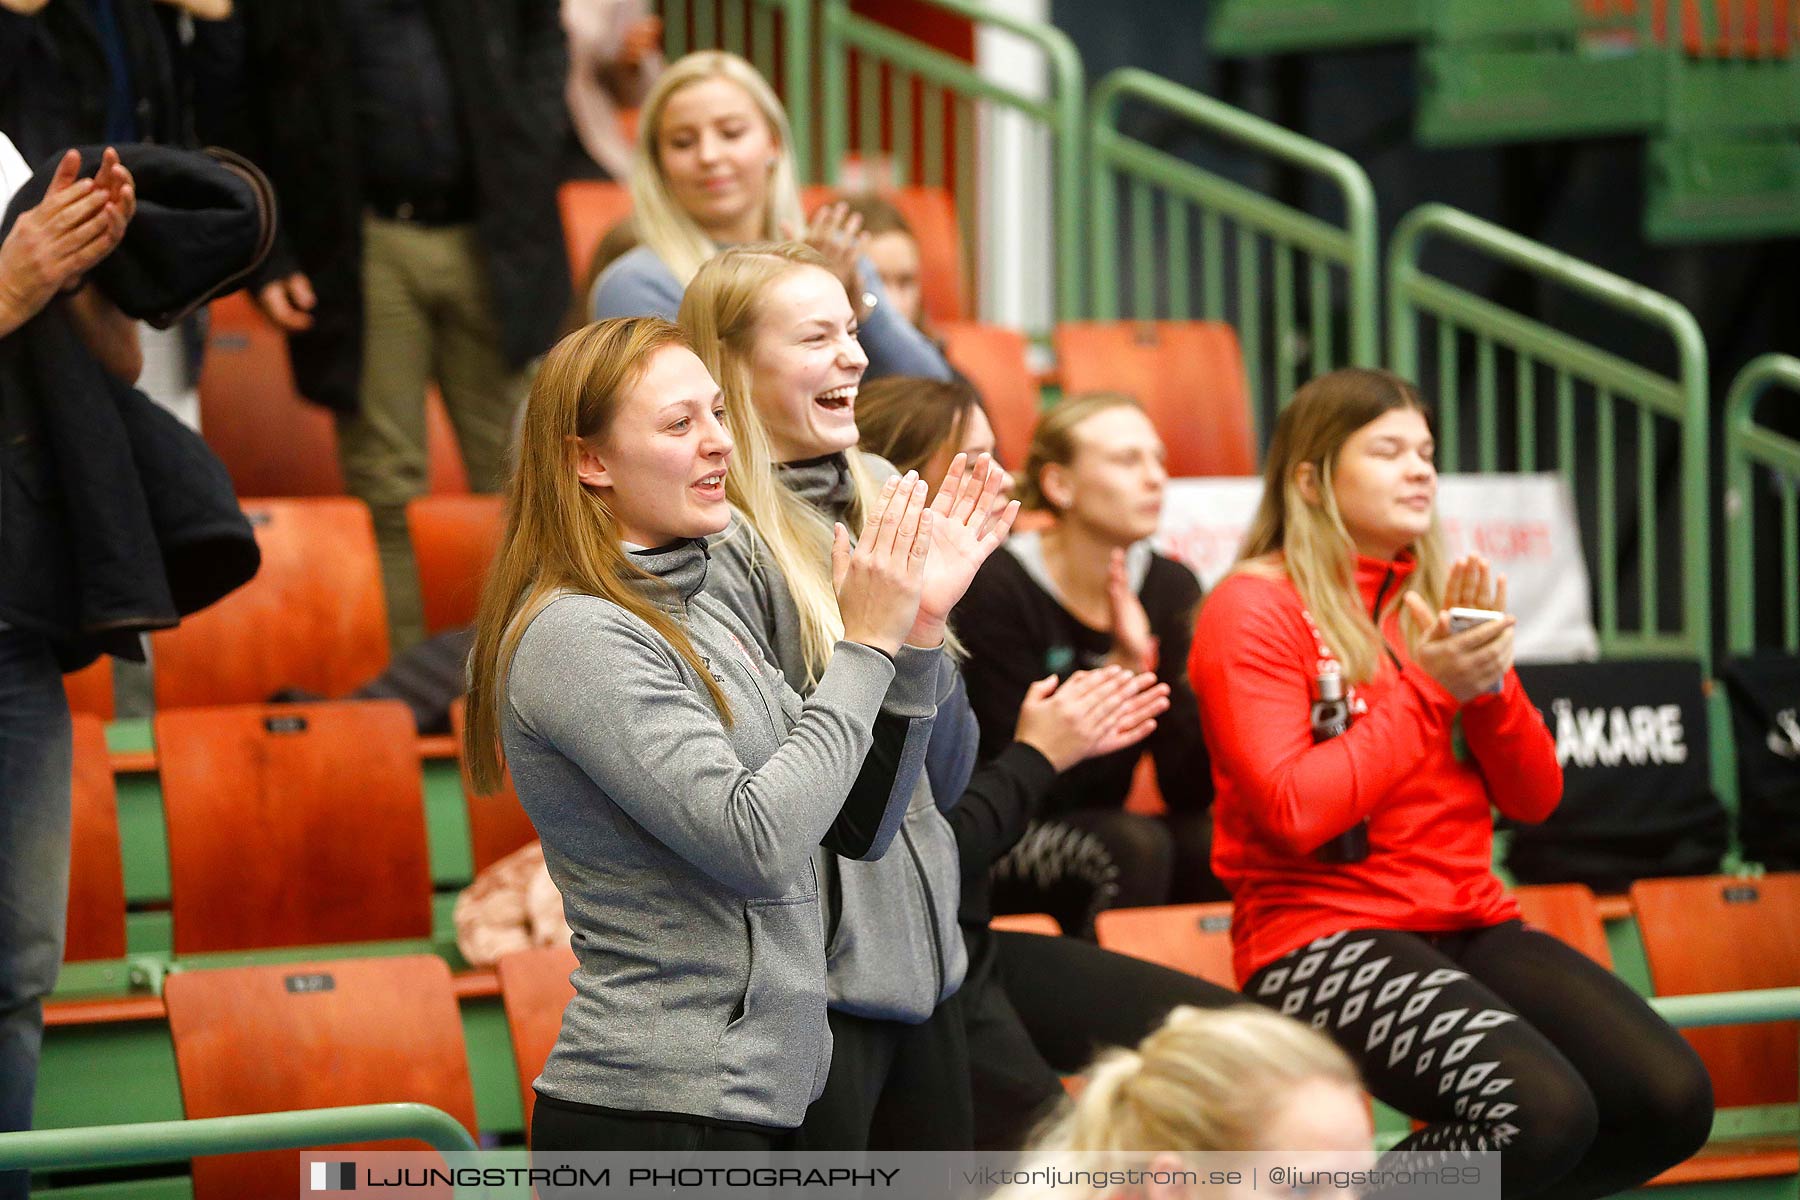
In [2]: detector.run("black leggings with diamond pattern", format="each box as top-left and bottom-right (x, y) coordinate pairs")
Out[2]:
(1245, 921), (1713, 1200)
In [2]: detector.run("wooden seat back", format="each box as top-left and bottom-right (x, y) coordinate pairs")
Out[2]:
(165, 955), (476, 1199)
(155, 700), (432, 953)
(150, 497), (390, 710)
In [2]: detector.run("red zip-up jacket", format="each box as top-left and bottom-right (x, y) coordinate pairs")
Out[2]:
(1188, 554), (1562, 985)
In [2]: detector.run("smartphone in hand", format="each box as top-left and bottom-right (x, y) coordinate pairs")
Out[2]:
(1447, 607), (1506, 695)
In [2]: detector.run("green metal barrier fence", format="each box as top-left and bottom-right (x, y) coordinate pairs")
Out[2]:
(818, 0), (1086, 324)
(1387, 203), (1711, 668)
(1087, 67), (1379, 444)
(1726, 354), (1800, 656)
(0, 1104), (477, 1172)
(658, 0), (815, 178)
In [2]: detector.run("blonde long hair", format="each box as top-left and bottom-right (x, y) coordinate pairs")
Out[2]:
(1000, 1007), (1360, 1200)
(1027, 1005), (1360, 1166)
(463, 318), (731, 793)
(679, 243), (882, 686)
(1234, 368), (1446, 685)
(631, 51), (806, 288)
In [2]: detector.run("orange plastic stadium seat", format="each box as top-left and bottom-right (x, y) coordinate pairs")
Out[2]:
(1053, 321), (1255, 477)
(65, 715), (127, 963)
(164, 955), (477, 1200)
(62, 659), (114, 721)
(938, 322), (1040, 470)
(1631, 874), (1800, 1107)
(558, 180), (635, 282)
(1094, 902), (1237, 989)
(448, 698), (539, 874)
(803, 184), (968, 325)
(1630, 873), (1800, 1185)
(199, 294), (469, 498)
(149, 497), (390, 710)
(1511, 883), (1613, 968)
(408, 494), (505, 637)
(496, 943), (579, 1132)
(154, 700), (433, 954)
(989, 913), (1062, 937)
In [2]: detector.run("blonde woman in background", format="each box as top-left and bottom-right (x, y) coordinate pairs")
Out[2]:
(999, 1006), (1372, 1200)
(593, 50), (949, 382)
(681, 242), (1030, 1150)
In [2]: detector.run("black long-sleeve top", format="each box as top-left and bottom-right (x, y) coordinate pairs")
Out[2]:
(951, 535), (1213, 825)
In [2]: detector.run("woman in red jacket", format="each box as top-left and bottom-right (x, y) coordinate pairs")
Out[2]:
(1189, 368), (1711, 1199)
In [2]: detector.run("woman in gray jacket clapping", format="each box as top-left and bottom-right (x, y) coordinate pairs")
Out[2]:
(462, 316), (1011, 1151)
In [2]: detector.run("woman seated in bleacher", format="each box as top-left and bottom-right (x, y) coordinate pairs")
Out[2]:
(591, 49), (949, 382)
(954, 393), (1221, 937)
(1189, 367), (1712, 1199)
(461, 315), (959, 1151)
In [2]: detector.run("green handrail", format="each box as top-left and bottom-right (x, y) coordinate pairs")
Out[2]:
(1388, 203), (1711, 669)
(0, 1103), (477, 1173)
(1649, 986), (1800, 1029)
(819, 0), (1087, 323)
(1725, 353), (1800, 655)
(1088, 67), (1379, 443)
(660, 0), (815, 179)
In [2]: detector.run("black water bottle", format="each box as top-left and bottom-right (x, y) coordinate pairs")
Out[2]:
(1311, 670), (1369, 864)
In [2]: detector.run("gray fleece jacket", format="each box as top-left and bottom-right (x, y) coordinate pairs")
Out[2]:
(501, 538), (942, 1128)
(704, 452), (976, 1024)
(592, 244), (953, 383)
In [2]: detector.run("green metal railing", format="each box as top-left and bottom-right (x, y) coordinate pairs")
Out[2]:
(1725, 354), (1800, 655)
(1388, 203), (1711, 667)
(659, 0), (815, 178)
(818, 0), (1087, 323)
(0, 1104), (477, 1173)
(1088, 67), (1379, 443)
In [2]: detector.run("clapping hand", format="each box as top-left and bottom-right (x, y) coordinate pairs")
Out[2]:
(1104, 548), (1158, 673)
(833, 471), (933, 656)
(0, 149), (134, 335)
(1014, 666), (1171, 773)
(1442, 553), (1508, 615)
(1402, 555), (1516, 703)
(783, 202), (867, 314)
(907, 453), (1020, 647)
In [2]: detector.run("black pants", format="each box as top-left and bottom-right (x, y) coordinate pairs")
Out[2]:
(530, 1092), (784, 1151)
(790, 991), (973, 1150)
(965, 927), (1238, 1150)
(1246, 922), (1714, 1200)
(990, 810), (1224, 937)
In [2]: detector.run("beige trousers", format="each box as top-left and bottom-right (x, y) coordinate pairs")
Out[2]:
(337, 214), (530, 652)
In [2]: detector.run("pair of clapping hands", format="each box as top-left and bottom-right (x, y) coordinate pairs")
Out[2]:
(0, 148), (135, 335)
(836, 452), (1173, 775)
(832, 452), (1018, 657)
(1402, 555), (1516, 703)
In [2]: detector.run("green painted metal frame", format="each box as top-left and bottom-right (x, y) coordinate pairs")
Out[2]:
(1387, 203), (1712, 669)
(1087, 67), (1379, 443)
(0, 1104), (477, 1172)
(1207, 0), (1429, 55)
(658, 0), (815, 178)
(818, 0), (1087, 322)
(1725, 353), (1800, 656)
